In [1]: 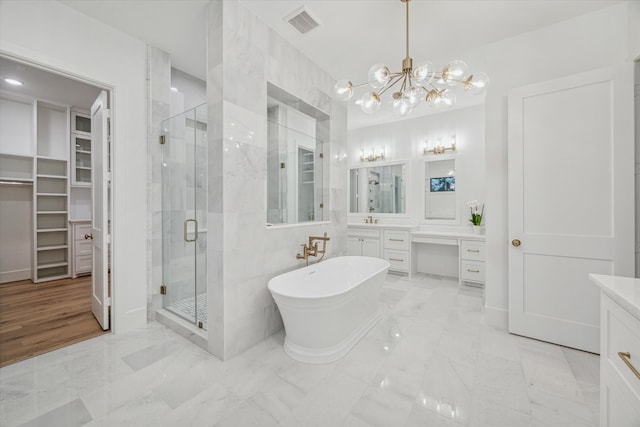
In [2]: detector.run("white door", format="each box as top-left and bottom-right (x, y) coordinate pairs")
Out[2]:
(91, 90), (110, 330)
(508, 65), (634, 353)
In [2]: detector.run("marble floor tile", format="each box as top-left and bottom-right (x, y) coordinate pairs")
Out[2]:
(18, 398), (92, 427)
(0, 273), (600, 427)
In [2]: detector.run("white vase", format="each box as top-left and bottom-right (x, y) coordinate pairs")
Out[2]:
(472, 225), (483, 235)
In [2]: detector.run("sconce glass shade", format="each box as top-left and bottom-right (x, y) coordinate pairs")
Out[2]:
(360, 92), (381, 114)
(334, 79), (354, 101)
(464, 72), (490, 95)
(368, 63), (391, 89)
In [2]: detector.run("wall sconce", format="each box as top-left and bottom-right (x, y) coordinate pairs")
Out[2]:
(424, 135), (456, 155)
(360, 148), (385, 162)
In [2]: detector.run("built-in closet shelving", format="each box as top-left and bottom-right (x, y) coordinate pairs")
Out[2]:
(32, 101), (71, 282)
(70, 111), (91, 187)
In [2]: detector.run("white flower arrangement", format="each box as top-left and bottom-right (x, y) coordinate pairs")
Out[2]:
(466, 200), (484, 226)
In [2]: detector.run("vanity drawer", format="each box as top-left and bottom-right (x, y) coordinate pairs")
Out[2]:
(383, 230), (410, 250)
(461, 240), (485, 261)
(347, 227), (380, 239)
(412, 236), (457, 246)
(603, 295), (640, 398)
(384, 249), (409, 272)
(460, 261), (485, 283)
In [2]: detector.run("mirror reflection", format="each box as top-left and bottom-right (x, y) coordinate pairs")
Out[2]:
(266, 84), (328, 226)
(350, 164), (406, 214)
(425, 159), (456, 220)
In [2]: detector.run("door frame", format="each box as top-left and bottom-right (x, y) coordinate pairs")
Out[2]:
(0, 51), (116, 332)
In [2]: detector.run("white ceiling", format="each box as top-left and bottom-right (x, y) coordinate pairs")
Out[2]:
(0, 57), (102, 110)
(58, 0), (623, 127)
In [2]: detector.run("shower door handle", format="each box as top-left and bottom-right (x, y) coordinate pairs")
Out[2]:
(184, 219), (198, 242)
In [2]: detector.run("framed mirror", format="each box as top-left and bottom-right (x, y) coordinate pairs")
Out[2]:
(349, 163), (406, 214)
(266, 83), (329, 226)
(425, 158), (456, 220)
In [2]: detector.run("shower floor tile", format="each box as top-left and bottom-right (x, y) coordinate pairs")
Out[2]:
(166, 293), (207, 329)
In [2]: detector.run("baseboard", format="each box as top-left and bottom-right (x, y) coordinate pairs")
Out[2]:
(0, 269), (31, 284)
(484, 305), (508, 330)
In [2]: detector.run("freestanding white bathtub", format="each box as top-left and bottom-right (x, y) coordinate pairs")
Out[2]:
(268, 256), (390, 364)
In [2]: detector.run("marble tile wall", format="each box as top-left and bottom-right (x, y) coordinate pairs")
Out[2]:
(207, 0), (348, 360)
(146, 46), (172, 319)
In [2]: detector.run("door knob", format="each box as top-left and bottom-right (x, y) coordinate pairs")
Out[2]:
(512, 239), (521, 247)
(84, 233), (93, 240)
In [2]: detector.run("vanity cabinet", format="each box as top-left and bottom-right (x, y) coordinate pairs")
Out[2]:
(347, 227), (381, 258)
(600, 294), (640, 426)
(460, 240), (485, 285)
(383, 229), (410, 273)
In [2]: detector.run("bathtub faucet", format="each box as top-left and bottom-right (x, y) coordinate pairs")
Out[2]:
(296, 232), (330, 265)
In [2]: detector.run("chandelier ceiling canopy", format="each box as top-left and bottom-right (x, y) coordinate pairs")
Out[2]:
(334, 0), (489, 115)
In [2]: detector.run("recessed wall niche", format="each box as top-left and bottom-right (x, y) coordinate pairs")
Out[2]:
(266, 83), (330, 226)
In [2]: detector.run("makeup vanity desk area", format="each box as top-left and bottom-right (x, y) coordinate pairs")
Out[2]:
(347, 224), (486, 286)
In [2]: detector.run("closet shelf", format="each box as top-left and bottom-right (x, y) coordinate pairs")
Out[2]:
(37, 261), (69, 270)
(37, 245), (68, 252)
(36, 227), (68, 233)
(37, 211), (68, 215)
(0, 177), (33, 183)
(76, 149), (91, 154)
(36, 155), (66, 162)
(37, 193), (68, 197)
(75, 166), (91, 170)
(37, 174), (67, 179)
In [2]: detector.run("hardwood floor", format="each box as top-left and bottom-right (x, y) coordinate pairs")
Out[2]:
(0, 276), (108, 367)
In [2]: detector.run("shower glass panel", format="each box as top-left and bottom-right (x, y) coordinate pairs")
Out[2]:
(161, 103), (207, 330)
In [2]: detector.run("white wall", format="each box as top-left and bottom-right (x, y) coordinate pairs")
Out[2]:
(481, 1), (638, 328)
(347, 105), (485, 230)
(0, 0), (148, 333)
(207, 0), (348, 360)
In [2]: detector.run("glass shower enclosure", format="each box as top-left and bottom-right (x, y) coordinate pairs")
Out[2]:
(161, 103), (207, 329)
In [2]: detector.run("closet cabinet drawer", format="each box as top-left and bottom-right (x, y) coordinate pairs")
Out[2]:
(75, 223), (92, 240)
(460, 261), (485, 283)
(383, 230), (410, 251)
(384, 249), (409, 272)
(461, 240), (485, 262)
(75, 255), (92, 273)
(71, 221), (92, 277)
(76, 240), (92, 256)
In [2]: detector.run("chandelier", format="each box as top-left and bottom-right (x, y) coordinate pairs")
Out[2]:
(334, 0), (489, 115)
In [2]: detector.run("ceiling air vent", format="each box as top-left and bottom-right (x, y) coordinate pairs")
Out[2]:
(285, 6), (320, 35)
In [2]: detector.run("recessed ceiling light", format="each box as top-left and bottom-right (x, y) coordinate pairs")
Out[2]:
(170, 87), (178, 92)
(4, 78), (23, 86)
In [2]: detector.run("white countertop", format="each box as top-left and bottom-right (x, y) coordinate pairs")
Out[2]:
(411, 230), (485, 240)
(590, 274), (640, 320)
(347, 223), (417, 230)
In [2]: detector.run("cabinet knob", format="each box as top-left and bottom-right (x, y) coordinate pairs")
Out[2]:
(511, 239), (521, 247)
(84, 233), (93, 240)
